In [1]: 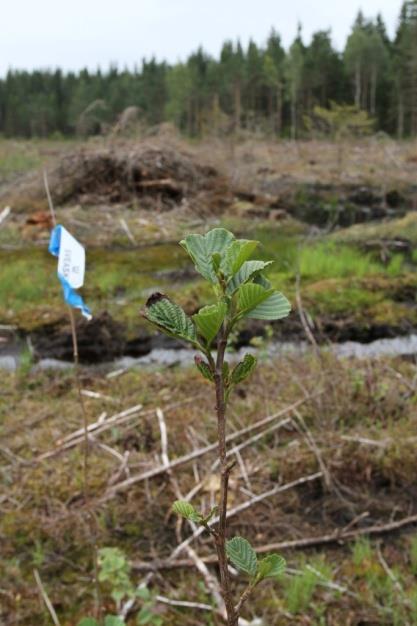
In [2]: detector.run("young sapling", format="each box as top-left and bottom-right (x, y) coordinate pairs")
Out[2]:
(143, 228), (291, 625)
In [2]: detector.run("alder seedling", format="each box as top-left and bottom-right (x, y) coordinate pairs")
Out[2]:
(143, 228), (291, 625)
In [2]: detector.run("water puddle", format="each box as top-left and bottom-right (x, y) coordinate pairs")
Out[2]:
(2, 334), (417, 373)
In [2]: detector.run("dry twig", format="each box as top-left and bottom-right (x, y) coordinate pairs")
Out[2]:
(103, 396), (316, 501)
(33, 569), (61, 626)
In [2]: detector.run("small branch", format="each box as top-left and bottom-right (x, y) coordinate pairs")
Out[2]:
(132, 511), (417, 573)
(182, 417), (291, 506)
(120, 218), (136, 245)
(103, 396), (316, 500)
(156, 407), (170, 468)
(81, 389), (117, 403)
(43, 170), (56, 227)
(291, 409), (332, 490)
(33, 569), (61, 626)
(0, 206), (11, 227)
(155, 407), (226, 620)
(155, 595), (218, 612)
(171, 472), (323, 559)
(376, 543), (405, 596)
(249, 512), (417, 553)
(235, 581), (256, 615)
(295, 265), (318, 352)
(57, 405), (143, 445)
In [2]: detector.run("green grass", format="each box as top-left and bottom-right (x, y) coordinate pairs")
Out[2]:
(0, 141), (41, 179)
(0, 151), (39, 176)
(386, 253), (406, 276)
(0, 245), (195, 331)
(0, 251), (52, 311)
(410, 535), (417, 576)
(305, 282), (383, 314)
(247, 224), (392, 281)
(284, 566), (320, 613)
(0, 229), (412, 333)
(0, 137), (85, 181)
(298, 243), (382, 280)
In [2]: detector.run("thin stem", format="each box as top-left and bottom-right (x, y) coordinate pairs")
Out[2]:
(68, 306), (89, 499)
(45, 174), (101, 621)
(235, 581), (256, 615)
(213, 324), (238, 626)
(67, 307), (102, 622)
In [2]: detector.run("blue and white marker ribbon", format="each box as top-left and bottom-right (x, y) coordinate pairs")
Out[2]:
(49, 225), (92, 320)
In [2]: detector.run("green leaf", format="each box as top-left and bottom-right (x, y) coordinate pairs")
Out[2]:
(172, 500), (202, 523)
(137, 608), (154, 625)
(226, 536), (258, 576)
(237, 283), (291, 321)
(193, 302), (227, 343)
(237, 283), (274, 315)
(253, 272), (272, 290)
(256, 554), (286, 582)
(77, 619), (99, 626)
(104, 617), (125, 626)
(211, 252), (222, 273)
(136, 586), (151, 600)
(230, 354), (257, 385)
(221, 239), (258, 276)
(194, 356), (214, 382)
(180, 228), (235, 284)
(226, 260), (273, 294)
(144, 293), (197, 344)
(111, 590), (125, 605)
(245, 291), (291, 321)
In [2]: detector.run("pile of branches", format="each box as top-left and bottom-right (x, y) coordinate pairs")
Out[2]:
(1, 143), (231, 214)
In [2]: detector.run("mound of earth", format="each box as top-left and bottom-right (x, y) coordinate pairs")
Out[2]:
(1, 143), (232, 215)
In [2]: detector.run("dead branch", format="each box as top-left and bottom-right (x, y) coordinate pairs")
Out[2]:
(171, 472), (323, 558)
(159, 408), (225, 616)
(33, 569), (61, 626)
(103, 396), (315, 501)
(0, 206), (11, 227)
(131, 512), (417, 572)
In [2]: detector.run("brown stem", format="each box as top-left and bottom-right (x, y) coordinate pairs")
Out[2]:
(213, 326), (238, 626)
(235, 581), (256, 615)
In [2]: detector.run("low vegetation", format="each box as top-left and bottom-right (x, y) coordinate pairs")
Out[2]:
(2, 350), (417, 624)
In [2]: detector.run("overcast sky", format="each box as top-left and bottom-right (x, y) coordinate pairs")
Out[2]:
(1, 0), (403, 76)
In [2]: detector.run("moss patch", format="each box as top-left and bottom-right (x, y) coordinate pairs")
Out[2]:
(332, 211), (417, 245)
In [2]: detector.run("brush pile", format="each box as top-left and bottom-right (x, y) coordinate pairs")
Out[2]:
(1, 143), (231, 214)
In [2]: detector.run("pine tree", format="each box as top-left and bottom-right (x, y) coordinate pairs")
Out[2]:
(394, 2), (417, 136)
(285, 25), (305, 139)
(262, 29), (285, 135)
(219, 41), (245, 133)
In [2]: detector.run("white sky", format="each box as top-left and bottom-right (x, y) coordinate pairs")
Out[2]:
(0, 0), (403, 76)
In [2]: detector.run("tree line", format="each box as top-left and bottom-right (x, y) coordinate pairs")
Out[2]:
(1, 2), (417, 139)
